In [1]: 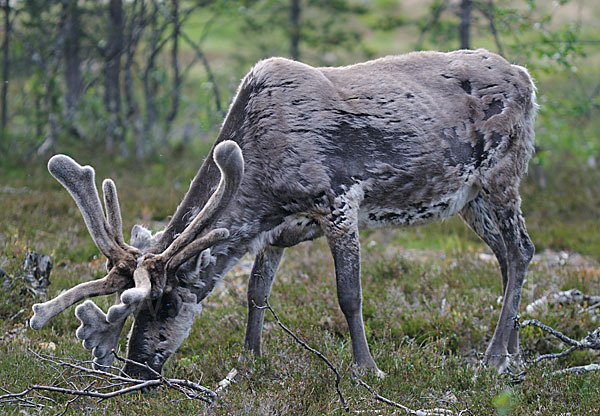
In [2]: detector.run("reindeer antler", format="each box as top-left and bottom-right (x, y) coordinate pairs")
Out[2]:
(30, 156), (140, 330)
(30, 141), (244, 369)
(104, 140), (244, 324)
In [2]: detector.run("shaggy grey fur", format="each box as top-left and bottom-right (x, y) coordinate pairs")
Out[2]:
(34, 49), (537, 377)
(128, 49), (536, 377)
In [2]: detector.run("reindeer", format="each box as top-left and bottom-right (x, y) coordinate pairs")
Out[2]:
(30, 49), (536, 379)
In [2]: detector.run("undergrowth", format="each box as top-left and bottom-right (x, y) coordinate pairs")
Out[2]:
(1, 148), (599, 414)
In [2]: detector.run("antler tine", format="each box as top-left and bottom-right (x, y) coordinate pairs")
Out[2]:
(78, 141), (242, 327)
(160, 140), (244, 261)
(102, 178), (130, 249)
(166, 228), (229, 273)
(30, 269), (130, 330)
(151, 140), (244, 253)
(100, 141), (243, 323)
(31, 156), (140, 331)
(48, 155), (126, 261)
(106, 265), (152, 323)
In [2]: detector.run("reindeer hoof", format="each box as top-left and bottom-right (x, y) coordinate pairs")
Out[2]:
(484, 351), (511, 374)
(352, 363), (386, 379)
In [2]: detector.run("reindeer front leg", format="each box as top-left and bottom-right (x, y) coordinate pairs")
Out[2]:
(322, 215), (383, 376)
(244, 246), (285, 356)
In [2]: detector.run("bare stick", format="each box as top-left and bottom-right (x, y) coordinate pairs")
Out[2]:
(215, 369), (238, 395)
(535, 346), (578, 363)
(253, 299), (348, 412)
(52, 384), (88, 416)
(254, 301), (468, 415)
(112, 350), (217, 399)
(553, 363), (600, 376)
(518, 319), (600, 369)
(0, 350), (222, 412)
(353, 372), (455, 416)
(520, 319), (581, 347)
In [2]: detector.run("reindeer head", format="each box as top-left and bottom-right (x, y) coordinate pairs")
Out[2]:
(30, 141), (244, 378)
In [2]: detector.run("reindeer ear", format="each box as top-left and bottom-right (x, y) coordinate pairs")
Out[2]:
(130, 224), (153, 250)
(199, 248), (214, 269)
(165, 228), (229, 273)
(174, 248), (214, 283)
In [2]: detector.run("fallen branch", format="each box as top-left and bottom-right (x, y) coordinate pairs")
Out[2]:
(518, 318), (600, 374)
(519, 319), (600, 361)
(525, 288), (600, 315)
(353, 373), (456, 415)
(253, 299), (348, 412)
(0, 349), (238, 413)
(553, 363), (600, 375)
(257, 298), (463, 415)
(215, 368), (238, 395)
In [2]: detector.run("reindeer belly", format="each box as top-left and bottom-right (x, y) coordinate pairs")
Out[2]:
(357, 182), (479, 228)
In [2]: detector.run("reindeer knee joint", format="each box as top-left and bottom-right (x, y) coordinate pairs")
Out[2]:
(337, 292), (362, 315)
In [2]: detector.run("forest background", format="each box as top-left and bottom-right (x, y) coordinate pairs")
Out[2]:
(1, 0), (600, 414)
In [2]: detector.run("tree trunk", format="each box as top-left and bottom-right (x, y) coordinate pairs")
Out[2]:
(459, 0), (471, 49)
(105, 0), (124, 151)
(1, 1), (11, 139)
(165, 0), (180, 129)
(37, 2), (69, 156)
(180, 31), (223, 115)
(63, 0), (82, 116)
(142, 3), (166, 146)
(124, 0), (146, 159)
(484, 0), (504, 56)
(289, 0), (301, 61)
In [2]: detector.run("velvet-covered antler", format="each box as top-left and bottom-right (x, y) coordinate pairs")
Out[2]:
(31, 141), (243, 369)
(30, 155), (141, 330)
(104, 140), (243, 324)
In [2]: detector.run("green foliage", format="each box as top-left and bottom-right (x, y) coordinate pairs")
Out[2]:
(493, 0), (585, 71)
(533, 72), (600, 166)
(237, 0), (370, 65)
(493, 388), (515, 415)
(1, 2), (600, 412)
(1, 0), (598, 168)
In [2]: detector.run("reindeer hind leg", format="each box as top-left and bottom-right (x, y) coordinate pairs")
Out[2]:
(460, 193), (509, 293)
(460, 193), (521, 358)
(481, 188), (534, 372)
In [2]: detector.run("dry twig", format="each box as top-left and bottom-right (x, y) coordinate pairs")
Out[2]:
(518, 318), (600, 374)
(353, 373), (456, 415)
(0, 349), (239, 413)
(257, 298), (465, 415)
(253, 299), (348, 412)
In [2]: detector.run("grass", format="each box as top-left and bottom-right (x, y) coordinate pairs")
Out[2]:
(1, 146), (600, 415)
(2, 2), (599, 410)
